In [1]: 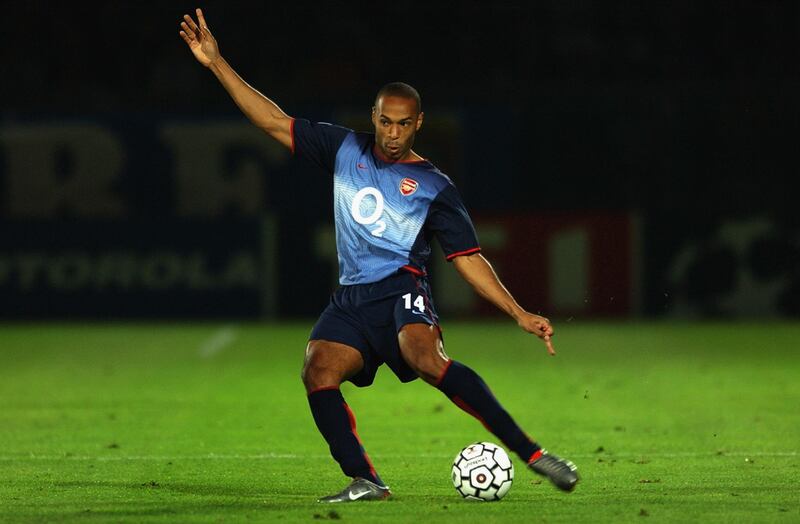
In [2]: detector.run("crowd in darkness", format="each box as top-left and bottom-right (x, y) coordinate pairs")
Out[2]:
(2, 2), (796, 113)
(0, 1), (797, 217)
(1, 1), (798, 317)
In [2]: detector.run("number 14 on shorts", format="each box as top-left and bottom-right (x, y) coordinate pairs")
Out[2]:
(402, 293), (425, 313)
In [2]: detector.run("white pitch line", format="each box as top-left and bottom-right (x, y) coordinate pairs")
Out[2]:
(0, 451), (796, 462)
(197, 325), (238, 358)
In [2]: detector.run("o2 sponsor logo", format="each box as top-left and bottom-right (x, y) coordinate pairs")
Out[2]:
(350, 186), (386, 237)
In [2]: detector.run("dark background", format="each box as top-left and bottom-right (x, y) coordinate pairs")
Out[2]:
(1, 1), (798, 318)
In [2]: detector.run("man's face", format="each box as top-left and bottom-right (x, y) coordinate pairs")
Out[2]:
(371, 95), (424, 161)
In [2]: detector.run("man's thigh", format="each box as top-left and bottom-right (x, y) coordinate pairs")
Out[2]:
(358, 273), (443, 384)
(396, 323), (449, 384)
(309, 297), (381, 387)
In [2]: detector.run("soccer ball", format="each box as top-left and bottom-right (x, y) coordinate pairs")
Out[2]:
(452, 442), (514, 501)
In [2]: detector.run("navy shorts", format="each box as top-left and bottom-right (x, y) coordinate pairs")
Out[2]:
(309, 270), (440, 387)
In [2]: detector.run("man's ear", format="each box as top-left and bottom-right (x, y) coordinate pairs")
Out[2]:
(416, 111), (424, 131)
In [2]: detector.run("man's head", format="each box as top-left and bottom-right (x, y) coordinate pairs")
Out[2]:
(372, 82), (424, 161)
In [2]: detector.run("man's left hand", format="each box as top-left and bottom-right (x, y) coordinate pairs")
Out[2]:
(517, 313), (556, 356)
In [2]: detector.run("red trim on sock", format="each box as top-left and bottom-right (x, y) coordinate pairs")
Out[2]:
(527, 449), (544, 464)
(343, 402), (379, 481)
(307, 385), (340, 396)
(435, 359), (454, 387)
(452, 395), (493, 433)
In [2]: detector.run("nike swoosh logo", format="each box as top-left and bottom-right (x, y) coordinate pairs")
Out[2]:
(348, 490), (371, 501)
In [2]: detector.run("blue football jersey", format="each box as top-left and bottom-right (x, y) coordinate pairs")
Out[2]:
(292, 118), (481, 285)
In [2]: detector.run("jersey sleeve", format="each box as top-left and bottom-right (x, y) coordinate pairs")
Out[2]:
(291, 118), (352, 173)
(426, 184), (481, 261)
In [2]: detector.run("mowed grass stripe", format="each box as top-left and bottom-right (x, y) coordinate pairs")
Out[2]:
(0, 321), (798, 523)
(0, 451), (797, 461)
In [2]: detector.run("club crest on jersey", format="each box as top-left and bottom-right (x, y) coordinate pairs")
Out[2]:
(399, 178), (419, 196)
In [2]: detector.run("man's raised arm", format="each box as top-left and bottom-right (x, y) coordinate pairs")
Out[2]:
(179, 8), (292, 149)
(452, 253), (557, 356)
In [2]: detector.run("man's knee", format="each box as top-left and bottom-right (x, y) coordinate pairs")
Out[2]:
(300, 357), (332, 391)
(398, 324), (448, 385)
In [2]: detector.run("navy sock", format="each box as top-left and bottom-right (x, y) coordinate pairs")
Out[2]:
(436, 360), (542, 463)
(307, 387), (384, 486)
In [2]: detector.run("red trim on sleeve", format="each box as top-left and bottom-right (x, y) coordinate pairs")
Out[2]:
(289, 117), (296, 155)
(400, 264), (426, 276)
(445, 247), (481, 261)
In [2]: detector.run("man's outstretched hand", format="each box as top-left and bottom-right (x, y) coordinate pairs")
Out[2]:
(179, 8), (219, 67)
(517, 312), (556, 356)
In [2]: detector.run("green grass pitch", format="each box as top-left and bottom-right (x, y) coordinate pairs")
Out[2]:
(1, 321), (798, 522)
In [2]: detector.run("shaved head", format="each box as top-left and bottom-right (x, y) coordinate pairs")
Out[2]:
(374, 82), (421, 114)
(371, 83), (425, 162)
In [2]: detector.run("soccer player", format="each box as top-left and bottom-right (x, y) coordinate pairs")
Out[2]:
(180, 8), (579, 502)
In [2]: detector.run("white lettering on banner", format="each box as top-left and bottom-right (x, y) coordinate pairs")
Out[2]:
(0, 124), (127, 218)
(49, 253), (93, 291)
(15, 254), (46, 290)
(350, 187), (387, 237)
(0, 121), (289, 219)
(160, 123), (286, 217)
(0, 252), (259, 292)
(140, 254), (183, 289)
(94, 252), (138, 288)
(314, 224), (339, 287)
(667, 218), (790, 317)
